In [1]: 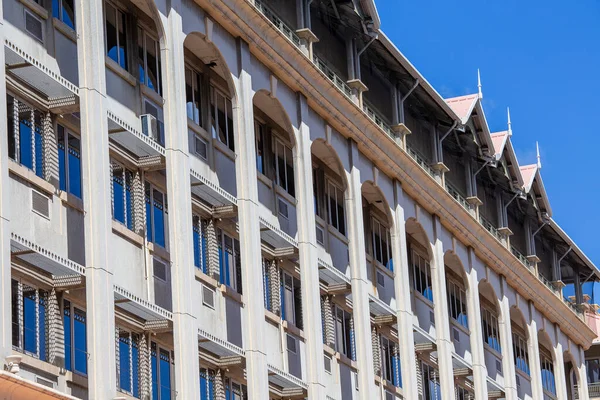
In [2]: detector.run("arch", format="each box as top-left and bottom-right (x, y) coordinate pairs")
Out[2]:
(361, 180), (394, 228)
(443, 251), (468, 288)
(135, 0), (166, 42)
(538, 329), (557, 395)
(478, 279), (501, 314)
(310, 139), (348, 191)
(479, 279), (503, 353)
(511, 306), (531, 376)
(510, 305), (529, 337)
(405, 218), (433, 262)
(564, 350), (581, 400)
(183, 32), (237, 102)
(252, 89), (296, 149)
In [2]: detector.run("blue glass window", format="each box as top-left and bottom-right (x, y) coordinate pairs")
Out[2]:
(146, 185), (167, 248)
(105, 3), (128, 70)
(52, 0), (75, 29)
(217, 232), (241, 294)
(411, 250), (433, 302)
(138, 29), (161, 95)
(12, 283), (47, 361)
(18, 111), (44, 178)
(200, 368), (215, 400)
(193, 217), (208, 273)
(58, 125), (82, 198)
(64, 301), (72, 372)
(151, 342), (172, 399)
(64, 300), (87, 375)
(541, 357), (556, 395)
(112, 163), (133, 229)
(118, 331), (140, 397)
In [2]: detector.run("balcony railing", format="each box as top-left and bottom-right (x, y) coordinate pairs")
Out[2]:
(407, 146), (436, 177)
(575, 382), (600, 399)
(511, 245), (533, 271)
(252, 0), (301, 48)
(363, 103), (394, 138)
(445, 182), (471, 212)
(479, 215), (502, 242)
(312, 55), (353, 98)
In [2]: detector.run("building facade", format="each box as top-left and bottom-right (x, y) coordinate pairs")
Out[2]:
(0, 0), (597, 399)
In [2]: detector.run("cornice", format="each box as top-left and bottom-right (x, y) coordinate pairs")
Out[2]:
(191, 0), (596, 349)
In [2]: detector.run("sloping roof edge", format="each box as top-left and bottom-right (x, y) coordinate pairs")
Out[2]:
(549, 219), (600, 280)
(361, 0), (381, 30)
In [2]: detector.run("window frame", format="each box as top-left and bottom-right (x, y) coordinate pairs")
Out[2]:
(481, 305), (501, 353)
(104, 1), (129, 70)
(446, 277), (468, 328)
(185, 65), (203, 126)
(63, 299), (87, 376)
(280, 270), (302, 329)
(217, 229), (241, 294)
(410, 248), (433, 302)
(327, 180), (346, 236)
(150, 341), (173, 400)
(145, 182), (168, 249)
(117, 327), (141, 397)
(371, 215), (392, 269)
(11, 278), (48, 361)
(272, 137), (295, 198)
(210, 85), (234, 152)
(333, 304), (355, 360)
(52, 0), (75, 29)
(512, 331), (530, 376)
(137, 25), (162, 95)
(111, 160), (135, 230)
(57, 124), (82, 198)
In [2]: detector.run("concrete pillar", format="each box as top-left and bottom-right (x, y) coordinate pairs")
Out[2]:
(159, 3), (201, 398)
(345, 138), (376, 397)
(76, 0), (116, 397)
(498, 276), (518, 400)
(577, 346), (589, 400)
(552, 340), (568, 400)
(234, 38), (270, 399)
(0, 0), (12, 364)
(430, 215), (454, 399)
(465, 250), (488, 400)
(526, 305), (544, 400)
(295, 92), (326, 398)
(390, 180), (418, 399)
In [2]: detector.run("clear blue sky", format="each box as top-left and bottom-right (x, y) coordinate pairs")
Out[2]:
(377, 0), (600, 267)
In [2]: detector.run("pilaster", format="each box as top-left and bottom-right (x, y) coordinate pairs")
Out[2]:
(466, 251), (488, 400)
(498, 276), (518, 400)
(160, 2), (200, 398)
(234, 37), (270, 399)
(76, 0), (116, 397)
(526, 307), (544, 400)
(430, 215), (454, 399)
(295, 92), (326, 398)
(345, 138), (376, 397)
(391, 180), (418, 399)
(552, 339), (568, 400)
(577, 346), (589, 400)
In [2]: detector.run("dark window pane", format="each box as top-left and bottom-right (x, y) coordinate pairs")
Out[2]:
(73, 308), (87, 375)
(23, 287), (36, 354)
(62, 0), (75, 29)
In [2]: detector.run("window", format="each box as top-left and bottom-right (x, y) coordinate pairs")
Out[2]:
(313, 167), (323, 218)
(218, 230), (242, 294)
(211, 86), (234, 151)
(185, 67), (203, 125)
(151, 342), (172, 400)
(421, 362), (441, 400)
(11, 280), (47, 361)
(146, 183), (168, 248)
(254, 120), (265, 174)
(7, 96), (44, 178)
(380, 335), (401, 388)
(586, 359), (600, 384)
(262, 259), (272, 311)
(541, 353), (556, 395)
(411, 249), (433, 302)
(446, 279), (467, 328)
(273, 139), (295, 197)
(328, 182), (346, 236)
(481, 306), (501, 353)
(117, 329), (140, 397)
(138, 28), (161, 95)
(112, 162), (134, 230)
(512, 332), (530, 376)
(200, 368), (215, 400)
(192, 216), (208, 274)
(333, 305), (355, 360)
(105, 2), (128, 70)
(225, 379), (248, 400)
(52, 0), (75, 29)
(58, 125), (82, 198)
(455, 386), (473, 400)
(63, 299), (87, 375)
(371, 217), (392, 269)
(281, 271), (302, 329)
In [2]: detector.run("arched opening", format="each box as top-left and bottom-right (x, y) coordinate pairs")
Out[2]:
(183, 32), (238, 196)
(252, 90), (297, 238)
(563, 351), (579, 400)
(538, 330), (557, 397)
(406, 218), (434, 303)
(362, 181), (394, 271)
(311, 139), (349, 273)
(444, 252), (469, 329)
(479, 280), (504, 385)
(510, 306), (532, 399)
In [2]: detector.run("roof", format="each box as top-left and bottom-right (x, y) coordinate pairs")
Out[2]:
(445, 94), (479, 124)
(491, 131), (509, 156)
(519, 164), (552, 217)
(520, 164), (537, 192)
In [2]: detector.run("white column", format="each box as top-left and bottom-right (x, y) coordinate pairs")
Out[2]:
(76, 1), (116, 397)
(577, 346), (589, 400)
(390, 181), (418, 399)
(234, 38), (270, 399)
(552, 338), (568, 400)
(0, 0), (12, 363)
(526, 303), (544, 400)
(345, 139), (376, 397)
(466, 249), (488, 400)
(498, 275), (518, 400)
(294, 93), (326, 398)
(160, 3), (200, 398)
(430, 215), (454, 399)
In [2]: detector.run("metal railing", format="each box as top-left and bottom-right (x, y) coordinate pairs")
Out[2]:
(575, 382), (600, 399)
(312, 55), (353, 98)
(406, 145), (436, 177)
(363, 103), (394, 138)
(510, 245), (533, 271)
(563, 296), (584, 319)
(252, 0), (301, 48)
(479, 215), (502, 242)
(445, 182), (471, 212)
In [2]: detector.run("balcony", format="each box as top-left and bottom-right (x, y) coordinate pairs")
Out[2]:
(511, 245), (533, 271)
(251, 0), (301, 48)
(445, 182), (471, 213)
(479, 215), (502, 242)
(363, 103), (394, 139)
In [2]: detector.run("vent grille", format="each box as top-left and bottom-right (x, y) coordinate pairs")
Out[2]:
(496, 359), (502, 373)
(153, 258), (167, 281)
(430, 311), (435, 325)
(316, 226), (324, 245)
(25, 10), (43, 42)
(195, 136), (207, 160)
(31, 190), (50, 218)
(286, 334), (297, 353)
(453, 328), (460, 342)
(278, 198), (289, 218)
(324, 355), (332, 373)
(35, 376), (55, 388)
(202, 285), (215, 309)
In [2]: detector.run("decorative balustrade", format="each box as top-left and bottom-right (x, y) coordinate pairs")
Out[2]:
(406, 146), (436, 177)
(252, 0), (301, 48)
(510, 245), (533, 271)
(363, 103), (394, 138)
(312, 55), (353, 98)
(479, 215), (502, 242)
(445, 182), (471, 212)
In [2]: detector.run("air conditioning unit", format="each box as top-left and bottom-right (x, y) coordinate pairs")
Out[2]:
(141, 113), (159, 140)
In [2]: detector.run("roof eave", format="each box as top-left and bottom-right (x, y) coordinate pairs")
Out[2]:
(473, 100), (495, 153)
(549, 219), (600, 280)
